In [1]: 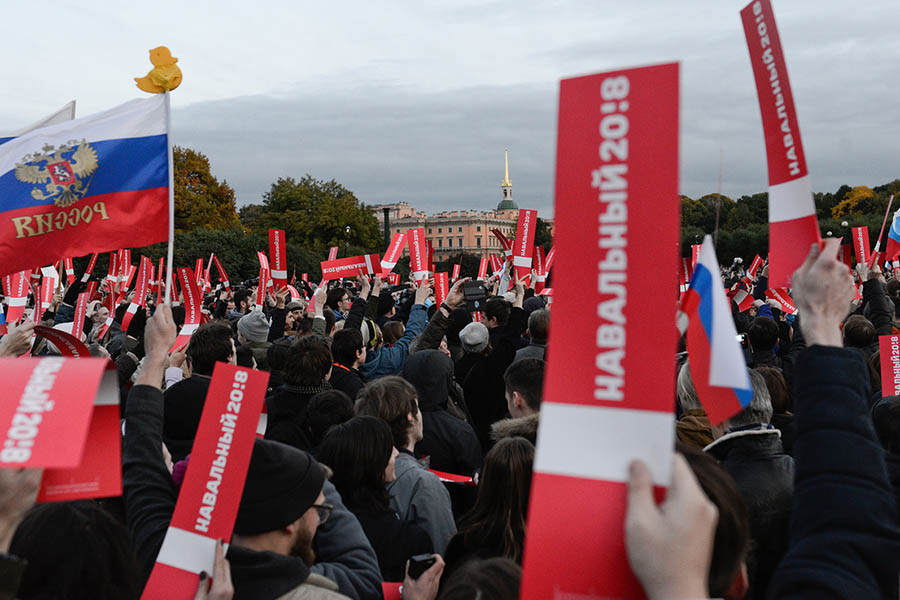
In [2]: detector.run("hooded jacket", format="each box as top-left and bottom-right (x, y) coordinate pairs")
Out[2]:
(265, 382), (332, 453)
(705, 427), (794, 600)
(387, 450), (457, 554)
(489, 413), (539, 446)
(354, 299), (427, 379)
(403, 350), (482, 476)
(227, 546), (348, 599)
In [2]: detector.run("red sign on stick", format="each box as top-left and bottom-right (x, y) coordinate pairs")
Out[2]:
(381, 232), (407, 274)
(451, 263), (461, 281)
(747, 254), (764, 277)
(3, 270), (31, 324)
(268, 229), (287, 287)
(320, 254), (381, 282)
(170, 268), (202, 353)
(765, 287), (798, 314)
(434, 272), (449, 307)
(521, 64), (679, 599)
(477, 257), (488, 280)
(142, 363), (267, 598)
(852, 226), (870, 265)
(880, 335), (900, 397)
(741, 0), (820, 286)
(80, 252), (98, 284)
(407, 228), (428, 280)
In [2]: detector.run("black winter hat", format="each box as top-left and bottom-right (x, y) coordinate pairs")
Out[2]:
(234, 439), (325, 535)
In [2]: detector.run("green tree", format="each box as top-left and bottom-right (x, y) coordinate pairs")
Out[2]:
(243, 175), (381, 253)
(534, 217), (554, 251)
(173, 146), (241, 233)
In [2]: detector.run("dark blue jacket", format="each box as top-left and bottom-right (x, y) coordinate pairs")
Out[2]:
(769, 346), (900, 599)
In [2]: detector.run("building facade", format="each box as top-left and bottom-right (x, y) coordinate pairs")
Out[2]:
(373, 151), (523, 261)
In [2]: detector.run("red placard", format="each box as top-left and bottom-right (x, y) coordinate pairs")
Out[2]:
(434, 272), (449, 306)
(451, 263), (461, 281)
(72, 292), (89, 342)
(39, 267), (58, 312)
(491, 229), (512, 255)
(691, 244), (701, 268)
(120, 256), (151, 333)
(212, 255), (230, 292)
(521, 63), (679, 599)
(33, 325), (91, 358)
(381, 232), (407, 274)
(477, 257), (488, 279)
(852, 226), (870, 265)
(80, 252), (98, 284)
(747, 254), (764, 277)
(880, 335), (900, 397)
(64, 257), (75, 284)
(3, 270), (31, 324)
(320, 254), (381, 282)
(328, 246), (339, 261)
(194, 258), (204, 288)
(765, 287), (798, 314)
(268, 229), (287, 287)
(0, 358), (116, 468)
(407, 228), (428, 280)
(512, 209), (538, 281)
(170, 268), (202, 353)
(544, 247), (556, 273)
(741, 0), (819, 286)
(488, 254), (502, 275)
(142, 363), (267, 597)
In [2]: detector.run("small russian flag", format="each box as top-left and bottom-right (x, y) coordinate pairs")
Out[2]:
(682, 235), (753, 425)
(884, 207), (900, 262)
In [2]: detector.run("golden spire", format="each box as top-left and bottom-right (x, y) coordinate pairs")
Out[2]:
(502, 149), (512, 187)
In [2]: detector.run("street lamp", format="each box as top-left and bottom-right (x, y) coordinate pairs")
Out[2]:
(345, 225), (351, 255)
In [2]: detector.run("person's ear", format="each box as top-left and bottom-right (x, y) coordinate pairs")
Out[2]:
(512, 391), (523, 410)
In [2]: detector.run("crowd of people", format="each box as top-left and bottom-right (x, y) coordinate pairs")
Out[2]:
(0, 239), (899, 598)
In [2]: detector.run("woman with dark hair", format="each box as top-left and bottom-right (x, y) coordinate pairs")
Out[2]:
(441, 437), (534, 581)
(318, 416), (433, 581)
(437, 557), (521, 600)
(10, 500), (141, 599)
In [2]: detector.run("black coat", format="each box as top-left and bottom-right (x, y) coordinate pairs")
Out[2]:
(329, 363), (366, 402)
(403, 350), (482, 476)
(706, 429), (794, 600)
(264, 383), (331, 453)
(162, 375), (211, 462)
(352, 507), (433, 582)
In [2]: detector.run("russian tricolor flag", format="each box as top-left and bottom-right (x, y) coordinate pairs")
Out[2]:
(884, 207), (900, 262)
(0, 96), (169, 278)
(682, 235), (753, 425)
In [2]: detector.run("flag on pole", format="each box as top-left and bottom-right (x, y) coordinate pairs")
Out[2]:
(0, 96), (170, 278)
(884, 207), (900, 262)
(0, 101), (76, 145)
(682, 235), (753, 425)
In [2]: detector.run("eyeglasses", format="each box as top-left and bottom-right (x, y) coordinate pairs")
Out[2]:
(311, 503), (334, 524)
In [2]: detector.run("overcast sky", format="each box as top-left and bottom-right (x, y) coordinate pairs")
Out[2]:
(2, 1), (897, 218)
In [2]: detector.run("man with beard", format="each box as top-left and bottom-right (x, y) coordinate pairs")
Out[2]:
(123, 304), (381, 600)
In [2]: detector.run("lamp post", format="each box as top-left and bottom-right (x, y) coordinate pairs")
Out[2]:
(383, 207), (391, 250)
(345, 225), (350, 256)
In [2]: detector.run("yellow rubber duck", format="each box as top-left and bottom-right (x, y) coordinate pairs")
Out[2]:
(135, 46), (182, 93)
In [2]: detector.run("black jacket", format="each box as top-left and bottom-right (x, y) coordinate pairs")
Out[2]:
(265, 382), (332, 453)
(462, 307), (527, 450)
(403, 350), (482, 476)
(705, 428), (794, 600)
(350, 507), (433, 582)
(768, 346), (900, 599)
(162, 374), (211, 462)
(329, 364), (365, 402)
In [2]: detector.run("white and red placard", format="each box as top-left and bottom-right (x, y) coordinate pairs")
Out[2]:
(426, 240), (435, 274)
(320, 254), (381, 282)
(80, 253), (99, 284)
(488, 254), (503, 275)
(203, 254), (214, 293)
(534, 247), (548, 293)
(880, 335), (900, 397)
(407, 228), (429, 281)
(521, 63), (679, 599)
(691, 244), (701, 268)
(451, 263), (461, 281)
(747, 254), (764, 278)
(3, 270), (31, 324)
(194, 258), (204, 289)
(0, 358), (117, 468)
(491, 229), (512, 257)
(120, 256), (152, 333)
(381, 232), (407, 274)
(328, 246), (339, 261)
(39, 266), (59, 313)
(741, 0), (819, 287)
(434, 272), (449, 307)
(732, 289), (756, 312)
(170, 268), (202, 353)
(268, 229), (288, 287)
(765, 287), (798, 314)
(477, 257), (488, 280)
(512, 209), (538, 281)
(72, 291), (89, 342)
(34, 325), (91, 358)
(104, 251), (118, 292)
(142, 363), (267, 598)
(387, 273), (400, 285)
(212, 255), (230, 292)
(852, 226), (870, 265)
(63, 257), (75, 284)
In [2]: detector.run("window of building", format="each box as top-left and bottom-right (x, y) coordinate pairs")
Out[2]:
(477, 226), (481, 232)
(448, 238), (453, 248)
(438, 228), (442, 233)
(458, 237), (463, 247)
(438, 239), (443, 248)
(458, 227), (463, 232)
(477, 238), (481, 248)
(428, 228), (432, 233)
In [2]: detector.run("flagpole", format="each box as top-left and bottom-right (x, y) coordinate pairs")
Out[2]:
(868, 194), (894, 268)
(164, 91), (175, 304)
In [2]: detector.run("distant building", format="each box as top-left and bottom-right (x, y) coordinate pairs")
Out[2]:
(373, 151), (544, 261)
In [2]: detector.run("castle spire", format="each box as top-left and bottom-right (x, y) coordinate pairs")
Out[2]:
(496, 148), (518, 212)
(502, 148), (512, 187)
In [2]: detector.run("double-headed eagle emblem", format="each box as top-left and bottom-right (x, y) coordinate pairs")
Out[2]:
(14, 140), (98, 207)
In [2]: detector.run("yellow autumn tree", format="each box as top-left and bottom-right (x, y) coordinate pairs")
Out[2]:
(831, 186), (874, 218)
